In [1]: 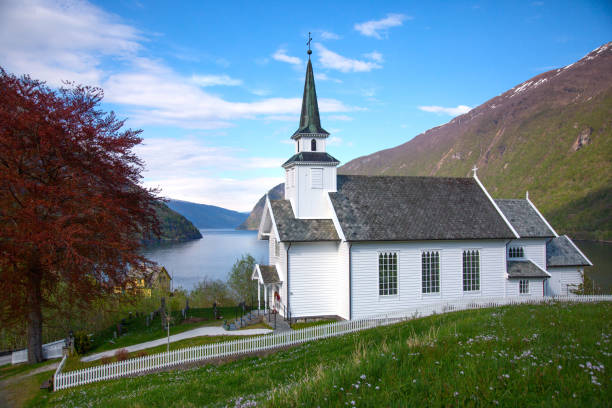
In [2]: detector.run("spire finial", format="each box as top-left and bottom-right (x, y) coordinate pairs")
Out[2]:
(472, 165), (478, 178)
(307, 32), (312, 58)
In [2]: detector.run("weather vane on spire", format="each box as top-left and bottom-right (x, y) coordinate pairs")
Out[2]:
(307, 32), (312, 57)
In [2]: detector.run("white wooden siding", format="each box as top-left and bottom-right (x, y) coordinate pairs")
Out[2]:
(506, 278), (545, 297)
(507, 238), (547, 270)
(546, 267), (583, 296)
(336, 241), (350, 320)
(289, 242), (339, 317)
(350, 240), (507, 319)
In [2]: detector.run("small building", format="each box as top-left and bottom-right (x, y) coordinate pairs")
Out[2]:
(253, 48), (592, 320)
(124, 265), (172, 296)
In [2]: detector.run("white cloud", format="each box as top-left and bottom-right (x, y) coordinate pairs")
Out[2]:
(144, 176), (283, 212)
(314, 44), (382, 73)
(316, 72), (342, 83)
(191, 74), (242, 87)
(135, 138), (285, 211)
(272, 48), (302, 65)
(354, 13), (410, 39)
(327, 136), (343, 146)
(320, 31), (341, 40)
(0, 1), (356, 130)
(328, 115), (353, 121)
(0, 0), (141, 86)
(418, 105), (472, 116)
(364, 51), (384, 63)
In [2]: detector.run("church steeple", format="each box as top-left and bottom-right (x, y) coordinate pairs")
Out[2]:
(283, 34), (338, 219)
(291, 48), (329, 139)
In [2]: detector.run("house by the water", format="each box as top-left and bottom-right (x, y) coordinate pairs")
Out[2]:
(252, 49), (592, 321)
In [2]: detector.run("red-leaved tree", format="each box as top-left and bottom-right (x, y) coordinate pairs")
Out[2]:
(0, 68), (160, 363)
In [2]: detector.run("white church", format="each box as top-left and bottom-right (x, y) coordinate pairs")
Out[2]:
(252, 51), (592, 321)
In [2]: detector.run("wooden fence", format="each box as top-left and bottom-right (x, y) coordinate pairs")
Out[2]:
(53, 295), (612, 391)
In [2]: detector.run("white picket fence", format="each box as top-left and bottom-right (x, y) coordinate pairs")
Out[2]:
(12, 339), (65, 365)
(53, 295), (612, 391)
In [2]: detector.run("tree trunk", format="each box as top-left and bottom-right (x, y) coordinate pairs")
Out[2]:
(26, 266), (44, 364)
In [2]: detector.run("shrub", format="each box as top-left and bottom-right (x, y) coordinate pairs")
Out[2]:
(100, 356), (112, 365)
(115, 348), (129, 361)
(74, 331), (92, 355)
(136, 350), (148, 358)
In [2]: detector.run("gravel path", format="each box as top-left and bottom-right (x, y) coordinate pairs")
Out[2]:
(81, 326), (272, 362)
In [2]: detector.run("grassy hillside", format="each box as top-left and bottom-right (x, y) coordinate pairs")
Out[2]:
(167, 199), (248, 229)
(32, 302), (611, 407)
(142, 202), (202, 246)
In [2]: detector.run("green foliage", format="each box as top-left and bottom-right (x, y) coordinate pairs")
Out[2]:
(35, 302), (611, 407)
(143, 202), (202, 246)
(189, 278), (234, 307)
(73, 331), (91, 355)
(227, 254), (258, 304)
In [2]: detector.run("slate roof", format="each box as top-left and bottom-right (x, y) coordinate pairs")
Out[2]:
(282, 152), (340, 168)
(494, 199), (555, 238)
(507, 260), (550, 279)
(546, 235), (592, 267)
(329, 175), (515, 241)
(258, 265), (281, 284)
(270, 200), (339, 242)
(291, 59), (329, 139)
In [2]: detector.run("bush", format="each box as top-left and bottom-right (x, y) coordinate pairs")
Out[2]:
(115, 348), (129, 361)
(74, 331), (92, 355)
(100, 356), (112, 365)
(136, 350), (148, 358)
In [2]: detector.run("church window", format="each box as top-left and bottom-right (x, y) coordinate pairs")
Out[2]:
(379, 252), (398, 296)
(462, 250), (480, 292)
(311, 168), (323, 188)
(519, 279), (529, 294)
(311, 139), (317, 151)
(509, 246), (524, 258)
(422, 251), (440, 294)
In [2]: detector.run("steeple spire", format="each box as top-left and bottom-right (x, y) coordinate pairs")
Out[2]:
(291, 35), (329, 140)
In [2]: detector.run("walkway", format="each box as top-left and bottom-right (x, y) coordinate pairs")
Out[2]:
(81, 325), (272, 362)
(265, 313), (292, 332)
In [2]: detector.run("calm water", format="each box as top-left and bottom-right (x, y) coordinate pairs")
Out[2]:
(142, 229), (267, 291)
(576, 240), (612, 292)
(142, 232), (612, 293)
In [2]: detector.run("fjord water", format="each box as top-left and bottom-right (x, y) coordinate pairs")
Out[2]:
(142, 232), (611, 293)
(142, 229), (267, 291)
(576, 240), (612, 292)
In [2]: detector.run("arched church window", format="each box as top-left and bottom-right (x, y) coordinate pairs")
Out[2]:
(311, 139), (317, 151)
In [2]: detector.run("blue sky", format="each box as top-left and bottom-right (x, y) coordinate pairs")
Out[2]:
(1, 0), (610, 211)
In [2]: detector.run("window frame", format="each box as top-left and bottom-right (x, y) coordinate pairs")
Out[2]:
(508, 246), (524, 259)
(421, 250), (441, 295)
(519, 279), (529, 295)
(311, 138), (317, 151)
(378, 251), (399, 297)
(462, 249), (481, 293)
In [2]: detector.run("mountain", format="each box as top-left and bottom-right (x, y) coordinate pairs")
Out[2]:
(242, 43), (612, 241)
(167, 199), (249, 229)
(237, 183), (284, 230)
(143, 202), (203, 246)
(341, 42), (612, 241)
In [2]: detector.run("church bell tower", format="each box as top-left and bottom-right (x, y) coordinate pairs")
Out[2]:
(282, 34), (339, 219)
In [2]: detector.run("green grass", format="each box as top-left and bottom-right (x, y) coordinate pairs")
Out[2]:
(28, 302), (612, 407)
(0, 360), (57, 381)
(82, 307), (237, 356)
(290, 318), (337, 330)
